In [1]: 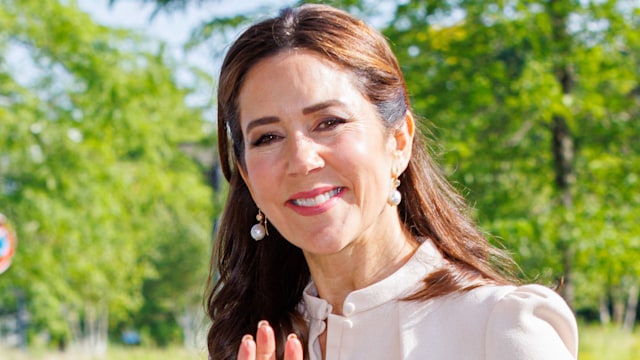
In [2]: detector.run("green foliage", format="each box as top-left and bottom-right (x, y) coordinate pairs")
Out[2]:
(384, 0), (640, 312)
(1, 0), (214, 346)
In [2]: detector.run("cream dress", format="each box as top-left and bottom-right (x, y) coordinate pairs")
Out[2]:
(301, 240), (578, 360)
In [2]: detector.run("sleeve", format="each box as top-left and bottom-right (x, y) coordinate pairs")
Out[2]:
(484, 284), (578, 360)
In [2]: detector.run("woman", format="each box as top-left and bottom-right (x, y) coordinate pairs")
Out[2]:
(206, 4), (578, 360)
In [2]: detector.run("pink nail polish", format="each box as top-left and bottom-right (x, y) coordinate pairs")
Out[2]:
(257, 320), (269, 329)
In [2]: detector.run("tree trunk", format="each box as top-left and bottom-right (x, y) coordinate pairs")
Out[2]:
(551, 104), (576, 307)
(178, 305), (205, 350)
(549, 0), (576, 308)
(613, 297), (625, 324)
(623, 282), (638, 332)
(68, 303), (109, 356)
(599, 294), (611, 325)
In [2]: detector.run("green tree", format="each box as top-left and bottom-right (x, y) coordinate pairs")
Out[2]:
(1, 0), (214, 351)
(384, 0), (640, 327)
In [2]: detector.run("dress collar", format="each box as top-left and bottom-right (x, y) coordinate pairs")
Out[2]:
(301, 238), (445, 320)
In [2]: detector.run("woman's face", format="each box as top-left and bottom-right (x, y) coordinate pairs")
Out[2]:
(238, 50), (412, 256)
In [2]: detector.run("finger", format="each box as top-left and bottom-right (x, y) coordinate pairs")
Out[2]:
(237, 334), (255, 360)
(256, 320), (276, 360)
(284, 333), (304, 360)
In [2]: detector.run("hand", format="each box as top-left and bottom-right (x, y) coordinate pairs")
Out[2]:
(237, 320), (304, 360)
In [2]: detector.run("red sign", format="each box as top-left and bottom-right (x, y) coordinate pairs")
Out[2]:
(0, 216), (16, 274)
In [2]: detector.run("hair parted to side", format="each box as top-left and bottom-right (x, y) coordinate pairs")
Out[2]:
(207, 4), (516, 359)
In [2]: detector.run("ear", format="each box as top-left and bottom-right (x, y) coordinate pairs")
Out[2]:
(390, 111), (415, 174)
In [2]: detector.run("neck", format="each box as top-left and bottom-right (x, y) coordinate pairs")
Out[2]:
(303, 213), (418, 315)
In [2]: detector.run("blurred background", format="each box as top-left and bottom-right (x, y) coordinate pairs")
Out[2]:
(1, 0), (639, 359)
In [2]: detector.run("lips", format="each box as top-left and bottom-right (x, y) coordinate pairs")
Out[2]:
(289, 187), (344, 207)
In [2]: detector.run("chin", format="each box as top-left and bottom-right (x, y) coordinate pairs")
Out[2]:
(300, 236), (351, 256)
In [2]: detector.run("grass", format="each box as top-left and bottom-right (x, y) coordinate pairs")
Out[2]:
(0, 345), (208, 360)
(1, 323), (638, 359)
(579, 323), (640, 360)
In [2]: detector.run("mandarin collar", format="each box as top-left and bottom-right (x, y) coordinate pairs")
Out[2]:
(301, 238), (445, 320)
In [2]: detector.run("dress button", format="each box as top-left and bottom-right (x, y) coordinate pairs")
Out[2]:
(343, 302), (355, 316)
(344, 319), (354, 329)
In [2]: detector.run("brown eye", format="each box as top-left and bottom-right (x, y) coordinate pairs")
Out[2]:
(317, 118), (345, 130)
(251, 133), (281, 147)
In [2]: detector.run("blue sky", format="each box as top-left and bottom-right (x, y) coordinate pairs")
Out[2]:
(78, 0), (294, 48)
(76, 0), (295, 108)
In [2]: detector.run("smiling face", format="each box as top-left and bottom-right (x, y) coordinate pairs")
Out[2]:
(238, 50), (412, 256)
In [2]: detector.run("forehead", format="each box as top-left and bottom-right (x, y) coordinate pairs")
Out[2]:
(237, 50), (364, 118)
(243, 49), (348, 84)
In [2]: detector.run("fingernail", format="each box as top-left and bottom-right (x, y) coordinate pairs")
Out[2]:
(242, 334), (253, 343)
(257, 320), (269, 329)
(287, 333), (298, 341)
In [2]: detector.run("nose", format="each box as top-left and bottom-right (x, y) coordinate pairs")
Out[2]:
(286, 134), (324, 176)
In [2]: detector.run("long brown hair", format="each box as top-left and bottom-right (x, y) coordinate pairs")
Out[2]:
(207, 4), (515, 359)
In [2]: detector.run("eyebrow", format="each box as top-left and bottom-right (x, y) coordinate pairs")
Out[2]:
(302, 99), (347, 115)
(244, 99), (348, 135)
(245, 116), (279, 135)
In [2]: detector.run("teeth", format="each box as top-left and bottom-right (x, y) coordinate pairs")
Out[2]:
(293, 188), (341, 207)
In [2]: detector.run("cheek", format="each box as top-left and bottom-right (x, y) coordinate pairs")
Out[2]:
(337, 131), (391, 168)
(244, 156), (278, 198)
(335, 137), (391, 190)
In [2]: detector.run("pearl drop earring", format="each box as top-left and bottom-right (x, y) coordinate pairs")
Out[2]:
(388, 177), (402, 206)
(250, 209), (268, 241)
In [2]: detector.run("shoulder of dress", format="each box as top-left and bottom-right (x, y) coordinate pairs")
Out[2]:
(487, 283), (575, 318)
(395, 284), (578, 359)
(483, 283), (579, 359)
(444, 283), (567, 305)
